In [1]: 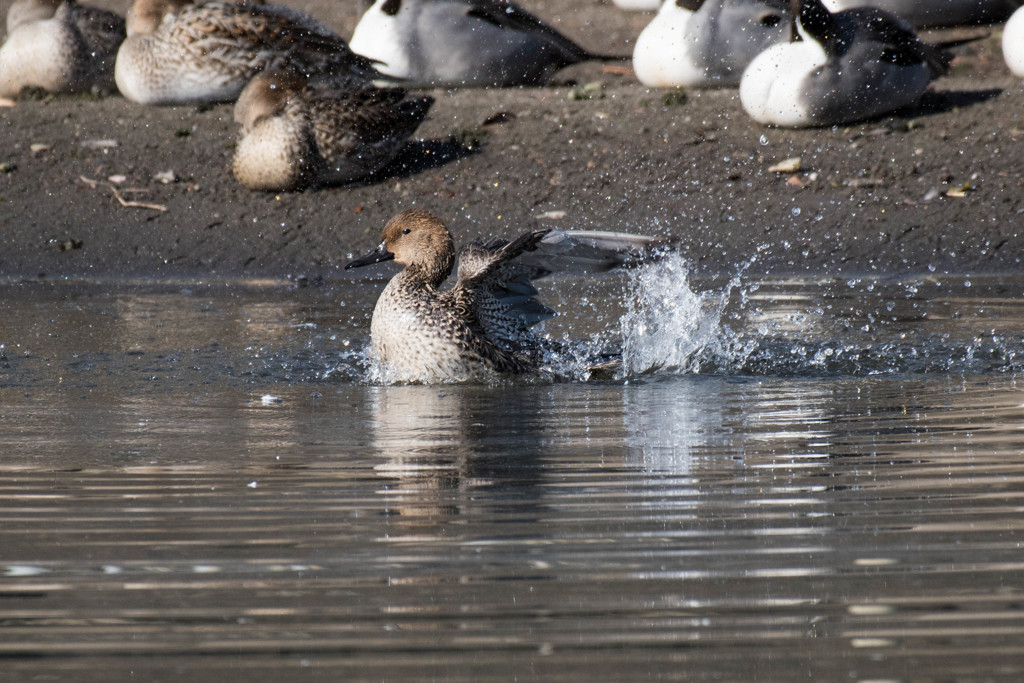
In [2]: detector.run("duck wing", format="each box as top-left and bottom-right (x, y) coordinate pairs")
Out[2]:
(528, 229), (671, 274)
(843, 7), (951, 76)
(166, 2), (380, 81)
(458, 0), (595, 62)
(448, 230), (552, 362)
(306, 87), (432, 150)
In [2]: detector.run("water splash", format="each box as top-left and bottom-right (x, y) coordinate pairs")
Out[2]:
(618, 253), (752, 377)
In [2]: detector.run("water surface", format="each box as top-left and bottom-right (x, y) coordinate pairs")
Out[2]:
(1, 272), (1023, 680)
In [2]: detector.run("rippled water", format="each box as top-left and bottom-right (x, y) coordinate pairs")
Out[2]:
(1, 271), (1023, 680)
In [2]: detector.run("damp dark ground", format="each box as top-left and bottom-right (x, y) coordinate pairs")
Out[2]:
(0, 0), (1022, 280)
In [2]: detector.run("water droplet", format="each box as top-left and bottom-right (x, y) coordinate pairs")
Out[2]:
(791, 207), (801, 217)
(759, 135), (769, 146)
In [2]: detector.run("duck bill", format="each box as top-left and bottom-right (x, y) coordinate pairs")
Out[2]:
(345, 241), (395, 270)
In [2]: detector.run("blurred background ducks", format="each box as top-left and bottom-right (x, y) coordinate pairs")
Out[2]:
(612, 0), (661, 9)
(633, 0), (790, 88)
(740, 0), (951, 127)
(0, 0), (125, 97)
(349, 0), (622, 87)
(1005, 6), (1024, 77)
(115, 0), (381, 105)
(822, 0), (1022, 28)
(232, 70), (433, 191)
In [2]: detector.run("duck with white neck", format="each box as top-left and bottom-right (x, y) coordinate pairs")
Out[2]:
(633, 0), (791, 88)
(740, 0), (951, 127)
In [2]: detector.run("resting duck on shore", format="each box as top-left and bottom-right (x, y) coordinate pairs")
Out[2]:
(739, 0), (951, 127)
(822, 0), (1022, 28)
(345, 210), (662, 383)
(1004, 6), (1024, 77)
(114, 0), (380, 105)
(232, 71), (433, 191)
(633, 0), (791, 88)
(0, 0), (125, 96)
(348, 0), (621, 87)
(612, 0), (661, 10)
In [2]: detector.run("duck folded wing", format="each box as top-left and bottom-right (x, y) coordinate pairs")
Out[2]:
(168, 1), (380, 80)
(462, 0), (595, 61)
(844, 8), (951, 76)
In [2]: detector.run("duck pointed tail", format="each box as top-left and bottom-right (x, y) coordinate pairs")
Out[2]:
(923, 30), (989, 77)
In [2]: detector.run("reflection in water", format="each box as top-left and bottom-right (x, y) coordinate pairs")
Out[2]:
(622, 378), (724, 474)
(1, 280), (1024, 680)
(367, 385), (551, 532)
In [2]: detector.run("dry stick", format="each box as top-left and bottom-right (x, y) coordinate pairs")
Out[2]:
(110, 184), (167, 212)
(601, 64), (634, 76)
(78, 175), (167, 212)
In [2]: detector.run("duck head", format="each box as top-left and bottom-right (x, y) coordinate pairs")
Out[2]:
(346, 210), (456, 285)
(234, 70), (305, 131)
(790, 0), (847, 53)
(6, 0), (64, 32)
(126, 0), (192, 35)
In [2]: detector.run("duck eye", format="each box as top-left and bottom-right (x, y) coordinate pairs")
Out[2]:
(761, 14), (781, 27)
(401, 228), (411, 235)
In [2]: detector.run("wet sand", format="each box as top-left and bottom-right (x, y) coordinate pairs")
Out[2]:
(0, 0), (1021, 281)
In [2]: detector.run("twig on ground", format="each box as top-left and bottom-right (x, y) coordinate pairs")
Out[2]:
(77, 175), (167, 211)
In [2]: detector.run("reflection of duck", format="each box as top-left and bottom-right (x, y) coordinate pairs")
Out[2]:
(368, 385), (549, 527)
(232, 71), (433, 191)
(0, 0), (125, 96)
(823, 0), (1022, 28)
(740, 0), (950, 127)
(346, 209), (661, 383)
(115, 0), (379, 105)
(1005, 7), (1024, 77)
(349, 0), (615, 87)
(633, 0), (791, 88)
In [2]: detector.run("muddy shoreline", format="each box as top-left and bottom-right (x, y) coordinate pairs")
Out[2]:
(1, 0), (1021, 282)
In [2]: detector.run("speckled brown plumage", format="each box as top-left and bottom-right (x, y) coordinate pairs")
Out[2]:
(345, 210), (552, 383)
(232, 70), (433, 191)
(115, 0), (379, 105)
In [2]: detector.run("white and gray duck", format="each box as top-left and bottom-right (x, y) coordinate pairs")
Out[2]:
(740, 0), (952, 127)
(349, 0), (624, 87)
(823, 0), (1021, 28)
(633, 0), (791, 88)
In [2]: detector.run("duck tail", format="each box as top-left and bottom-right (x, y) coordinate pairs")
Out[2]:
(582, 51), (632, 63)
(396, 95), (434, 130)
(924, 29), (989, 77)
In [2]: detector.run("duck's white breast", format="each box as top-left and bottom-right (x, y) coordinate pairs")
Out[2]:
(632, 3), (700, 88)
(233, 115), (312, 191)
(740, 41), (827, 127)
(1004, 7), (1024, 78)
(0, 18), (78, 95)
(349, 5), (416, 81)
(613, 0), (662, 10)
